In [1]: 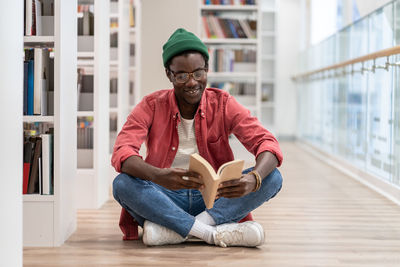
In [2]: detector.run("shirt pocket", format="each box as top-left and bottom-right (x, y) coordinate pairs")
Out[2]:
(207, 135), (225, 159)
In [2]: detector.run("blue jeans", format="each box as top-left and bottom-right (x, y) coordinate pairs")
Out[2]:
(113, 168), (283, 238)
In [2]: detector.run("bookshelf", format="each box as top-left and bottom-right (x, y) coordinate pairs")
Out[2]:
(260, 0), (277, 131)
(109, 0), (118, 155)
(109, 0), (132, 154)
(76, 0), (110, 209)
(22, 0), (77, 247)
(129, 0), (141, 109)
(199, 0), (262, 119)
(198, 0), (278, 131)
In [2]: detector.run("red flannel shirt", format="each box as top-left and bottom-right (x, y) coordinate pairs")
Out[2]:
(111, 88), (283, 173)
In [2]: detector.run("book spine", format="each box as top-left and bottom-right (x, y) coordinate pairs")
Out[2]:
(35, 0), (42, 36)
(25, 0), (33, 36)
(23, 62), (29, 115)
(27, 60), (34, 115)
(41, 134), (51, 195)
(27, 136), (42, 194)
(33, 48), (43, 115)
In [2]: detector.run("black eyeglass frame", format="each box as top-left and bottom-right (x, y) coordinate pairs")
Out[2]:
(169, 67), (208, 84)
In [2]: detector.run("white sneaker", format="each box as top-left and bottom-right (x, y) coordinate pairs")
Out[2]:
(213, 221), (265, 248)
(142, 220), (187, 246)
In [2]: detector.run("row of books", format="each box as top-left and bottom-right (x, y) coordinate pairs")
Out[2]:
(111, 32), (118, 47)
(78, 9), (94, 36)
(110, 18), (118, 29)
(203, 0), (256, 5)
(110, 114), (118, 132)
(202, 15), (256, 39)
(23, 129), (54, 195)
(24, 48), (54, 116)
(25, 0), (54, 36)
(261, 84), (274, 102)
(208, 47), (257, 72)
(77, 70), (94, 111)
(77, 117), (94, 149)
(77, 4), (93, 13)
(209, 82), (256, 96)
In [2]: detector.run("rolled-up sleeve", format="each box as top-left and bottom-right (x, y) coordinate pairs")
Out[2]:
(225, 95), (283, 167)
(111, 97), (154, 172)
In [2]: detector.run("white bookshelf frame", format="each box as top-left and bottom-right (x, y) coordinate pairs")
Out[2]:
(76, 0), (110, 209)
(260, 0), (278, 132)
(2, 0), (23, 263)
(132, 0), (142, 107)
(23, 0), (78, 247)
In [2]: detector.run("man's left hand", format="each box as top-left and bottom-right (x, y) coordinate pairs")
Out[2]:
(216, 173), (257, 199)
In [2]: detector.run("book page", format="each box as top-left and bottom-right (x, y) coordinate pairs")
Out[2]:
(217, 159), (245, 182)
(189, 153), (218, 209)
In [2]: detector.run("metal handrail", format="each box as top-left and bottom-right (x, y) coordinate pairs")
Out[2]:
(293, 45), (400, 81)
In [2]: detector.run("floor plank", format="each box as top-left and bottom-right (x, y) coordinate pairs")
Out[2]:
(23, 142), (400, 266)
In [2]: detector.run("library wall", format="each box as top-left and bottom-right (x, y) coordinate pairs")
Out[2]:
(140, 0), (199, 97)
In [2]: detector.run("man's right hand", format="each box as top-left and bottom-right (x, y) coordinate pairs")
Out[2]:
(153, 168), (204, 190)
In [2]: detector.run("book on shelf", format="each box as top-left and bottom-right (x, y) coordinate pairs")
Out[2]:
(202, 15), (256, 39)
(23, 128), (54, 195)
(189, 153), (244, 209)
(25, 0), (54, 36)
(208, 46), (256, 72)
(27, 136), (42, 194)
(77, 117), (94, 149)
(41, 133), (54, 195)
(23, 62), (29, 115)
(23, 137), (35, 194)
(129, 1), (135, 27)
(203, 0), (256, 5)
(77, 5), (94, 36)
(24, 48), (54, 116)
(78, 73), (94, 111)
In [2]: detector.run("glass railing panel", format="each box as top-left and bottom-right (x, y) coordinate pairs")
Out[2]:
(366, 57), (393, 181)
(346, 62), (367, 168)
(349, 18), (369, 59)
(337, 26), (351, 62)
(395, 0), (400, 45)
(368, 3), (394, 53)
(392, 54), (400, 186)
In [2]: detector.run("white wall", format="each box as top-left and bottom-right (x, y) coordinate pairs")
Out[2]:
(275, 0), (302, 138)
(0, 0), (23, 265)
(140, 0), (199, 97)
(355, 0), (392, 20)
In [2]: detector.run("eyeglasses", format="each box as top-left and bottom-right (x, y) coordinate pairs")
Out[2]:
(169, 68), (208, 84)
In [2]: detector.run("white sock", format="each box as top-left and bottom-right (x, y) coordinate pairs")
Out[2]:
(195, 211), (216, 226)
(189, 219), (215, 244)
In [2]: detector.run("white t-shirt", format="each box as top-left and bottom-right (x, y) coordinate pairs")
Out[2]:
(170, 117), (199, 169)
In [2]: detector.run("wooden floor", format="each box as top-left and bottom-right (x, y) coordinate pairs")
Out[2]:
(24, 142), (400, 266)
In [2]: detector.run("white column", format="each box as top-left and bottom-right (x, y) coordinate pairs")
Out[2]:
(0, 0), (23, 265)
(94, 0), (110, 207)
(118, 0), (131, 131)
(54, 0), (78, 245)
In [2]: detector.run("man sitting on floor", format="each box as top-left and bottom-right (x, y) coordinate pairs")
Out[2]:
(111, 28), (283, 247)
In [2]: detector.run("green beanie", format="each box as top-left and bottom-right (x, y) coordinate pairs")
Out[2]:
(162, 28), (209, 67)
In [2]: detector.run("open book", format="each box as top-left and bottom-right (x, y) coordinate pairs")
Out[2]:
(189, 153), (244, 209)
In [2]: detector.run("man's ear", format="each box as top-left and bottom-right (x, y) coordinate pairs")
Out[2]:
(165, 68), (173, 83)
